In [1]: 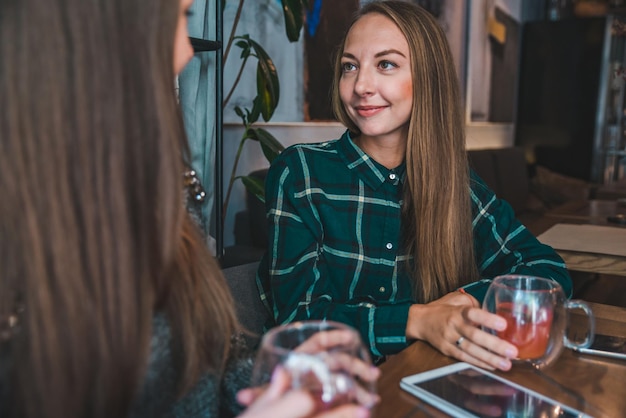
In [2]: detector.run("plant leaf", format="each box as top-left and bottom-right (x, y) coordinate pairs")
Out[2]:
(240, 176), (266, 203)
(248, 96), (262, 125)
(282, 0), (307, 42)
(256, 69), (273, 122)
(254, 127), (284, 164)
(234, 106), (246, 120)
(235, 37), (251, 59)
(249, 39), (279, 121)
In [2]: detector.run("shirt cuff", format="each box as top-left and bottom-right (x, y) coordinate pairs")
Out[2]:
(371, 302), (412, 356)
(459, 279), (493, 305)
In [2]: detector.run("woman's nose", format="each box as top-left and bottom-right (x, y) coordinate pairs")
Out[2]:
(354, 69), (374, 96)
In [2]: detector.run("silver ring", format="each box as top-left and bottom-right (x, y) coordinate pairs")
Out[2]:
(455, 336), (465, 347)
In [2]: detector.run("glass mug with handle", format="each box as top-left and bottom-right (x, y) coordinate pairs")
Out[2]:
(250, 320), (378, 412)
(483, 275), (595, 368)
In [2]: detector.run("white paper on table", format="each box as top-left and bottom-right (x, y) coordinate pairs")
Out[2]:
(537, 224), (626, 257)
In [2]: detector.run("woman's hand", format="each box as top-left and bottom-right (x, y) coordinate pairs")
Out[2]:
(405, 292), (518, 371)
(237, 368), (371, 418)
(294, 329), (380, 401)
(429, 289), (478, 308)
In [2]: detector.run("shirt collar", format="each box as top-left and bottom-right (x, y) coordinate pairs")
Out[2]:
(337, 130), (406, 190)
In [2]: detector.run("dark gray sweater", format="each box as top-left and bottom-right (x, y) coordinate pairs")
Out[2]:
(131, 315), (254, 418)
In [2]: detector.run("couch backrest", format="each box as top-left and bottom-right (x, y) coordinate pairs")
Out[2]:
(468, 147), (530, 215)
(222, 261), (268, 342)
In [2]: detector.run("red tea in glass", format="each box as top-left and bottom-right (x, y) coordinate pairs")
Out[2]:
(496, 301), (553, 359)
(483, 275), (595, 368)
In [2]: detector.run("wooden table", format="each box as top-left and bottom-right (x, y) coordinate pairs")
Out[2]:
(525, 200), (626, 277)
(373, 302), (626, 418)
(525, 200), (626, 234)
(543, 200), (625, 223)
(595, 179), (626, 200)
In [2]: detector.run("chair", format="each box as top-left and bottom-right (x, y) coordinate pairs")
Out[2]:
(222, 261), (268, 344)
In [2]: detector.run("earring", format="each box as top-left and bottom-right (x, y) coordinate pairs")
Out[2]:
(0, 303), (24, 342)
(183, 169), (206, 203)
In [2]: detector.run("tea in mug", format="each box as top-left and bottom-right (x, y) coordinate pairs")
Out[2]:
(496, 302), (553, 359)
(483, 275), (595, 368)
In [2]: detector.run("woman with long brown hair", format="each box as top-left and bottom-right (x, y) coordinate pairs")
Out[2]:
(258, 0), (571, 372)
(0, 0), (375, 417)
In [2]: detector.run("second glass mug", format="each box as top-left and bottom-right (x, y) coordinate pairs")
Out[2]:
(483, 275), (595, 368)
(250, 320), (377, 412)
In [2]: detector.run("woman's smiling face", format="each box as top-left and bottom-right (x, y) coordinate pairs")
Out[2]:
(339, 12), (413, 143)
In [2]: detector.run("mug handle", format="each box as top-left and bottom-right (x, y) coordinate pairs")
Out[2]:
(564, 299), (595, 350)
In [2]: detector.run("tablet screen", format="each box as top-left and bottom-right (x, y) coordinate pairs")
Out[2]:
(410, 368), (579, 417)
(589, 334), (626, 354)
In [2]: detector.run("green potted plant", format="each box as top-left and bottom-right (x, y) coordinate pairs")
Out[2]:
(221, 0), (308, 225)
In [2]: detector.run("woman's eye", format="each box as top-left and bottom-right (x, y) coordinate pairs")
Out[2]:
(341, 62), (356, 72)
(379, 60), (397, 70)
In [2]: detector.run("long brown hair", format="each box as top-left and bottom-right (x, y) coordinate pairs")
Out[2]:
(0, 0), (238, 417)
(332, 1), (479, 302)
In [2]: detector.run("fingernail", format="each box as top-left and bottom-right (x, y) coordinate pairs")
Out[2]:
(357, 406), (370, 418)
(363, 393), (380, 409)
(270, 365), (284, 383)
(499, 359), (512, 370)
(505, 348), (517, 358)
(495, 318), (507, 330)
(270, 366), (279, 380)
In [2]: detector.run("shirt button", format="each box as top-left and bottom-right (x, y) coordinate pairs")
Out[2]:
(386, 242), (393, 250)
(389, 173), (396, 180)
(379, 286), (386, 293)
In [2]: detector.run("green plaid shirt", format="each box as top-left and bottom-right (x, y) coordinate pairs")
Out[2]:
(256, 131), (571, 357)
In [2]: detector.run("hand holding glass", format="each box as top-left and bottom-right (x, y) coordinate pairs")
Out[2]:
(250, 320), (378, 412)
(483, 275), (595, 368)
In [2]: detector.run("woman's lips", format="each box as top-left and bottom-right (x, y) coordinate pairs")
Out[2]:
(355, 105), (386, 118)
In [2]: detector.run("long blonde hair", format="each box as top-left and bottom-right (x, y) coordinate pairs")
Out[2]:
(0, 0), (238, 417)
(332, 1), (479, 302)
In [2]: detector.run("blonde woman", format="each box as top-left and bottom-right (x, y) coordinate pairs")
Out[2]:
(257, 0), (571, 372)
